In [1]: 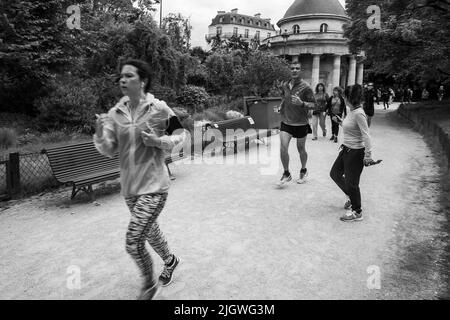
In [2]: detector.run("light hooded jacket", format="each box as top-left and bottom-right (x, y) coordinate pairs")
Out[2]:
(93, 93), (186, 197)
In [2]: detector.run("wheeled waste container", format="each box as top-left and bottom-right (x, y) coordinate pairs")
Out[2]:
(243, 97), (282, 130)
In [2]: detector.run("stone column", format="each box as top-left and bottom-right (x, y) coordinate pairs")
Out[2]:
(332, 54), (341, 89)
(311, 54), (321, 90)
(347, 55), (357, 86)
(356, 62), (364, 85)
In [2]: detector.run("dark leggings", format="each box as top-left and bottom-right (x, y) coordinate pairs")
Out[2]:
(331, 113), (342, 136)
(330, 146), (365, 212)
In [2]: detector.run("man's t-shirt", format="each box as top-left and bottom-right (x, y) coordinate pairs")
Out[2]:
(280, 80), (316, 126)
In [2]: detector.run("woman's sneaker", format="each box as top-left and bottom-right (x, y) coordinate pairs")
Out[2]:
(159, 256), (180, 287)
(340, 211), (363, 222)
(138, 283), (160, 300)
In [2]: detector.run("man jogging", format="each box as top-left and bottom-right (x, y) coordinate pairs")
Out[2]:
(275, 62), (318, 186)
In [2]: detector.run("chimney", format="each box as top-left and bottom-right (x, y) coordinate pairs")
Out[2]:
(254, 13), (261, 18)
(231, 8), (238, 14)
(217, 11), (226, 14)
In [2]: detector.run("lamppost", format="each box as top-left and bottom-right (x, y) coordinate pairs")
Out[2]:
(281, 29), (290, 61)
(158, 0), (163, 29)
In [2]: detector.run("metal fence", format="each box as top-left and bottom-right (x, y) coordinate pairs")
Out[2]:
(19, 152), (58, 195)
(0, 159), (9, 200)
(0, 151), (59, 200)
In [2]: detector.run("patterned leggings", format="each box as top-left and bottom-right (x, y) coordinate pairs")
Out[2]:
(125, 193), (173, 287)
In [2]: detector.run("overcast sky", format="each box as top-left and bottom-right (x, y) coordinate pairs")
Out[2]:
(151, 0), (346, 48)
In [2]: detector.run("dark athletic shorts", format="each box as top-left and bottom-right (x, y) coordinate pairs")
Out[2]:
(280, 122), (311, 139)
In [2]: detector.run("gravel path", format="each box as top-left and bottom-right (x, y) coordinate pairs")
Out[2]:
(0, 103), (447, 300)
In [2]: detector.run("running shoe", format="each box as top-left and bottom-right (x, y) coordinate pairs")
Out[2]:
(138, 283), (160, 300)
(334, 136), (338, 143)
(340, 211), (363, 222)
(277, 172), (292, 187)
(159, 255), (180, 287)
(312, 137), (318, 141)
(330, 135), (335, 141)
(297, 169), (308, 184)
(323, 129), (327, 137)
(344, 199), (352, 210)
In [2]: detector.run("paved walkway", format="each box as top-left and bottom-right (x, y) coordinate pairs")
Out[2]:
(0, 103), (447, 299)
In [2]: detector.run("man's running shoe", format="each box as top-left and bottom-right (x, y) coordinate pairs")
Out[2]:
(330, 135), (335, 141)
(138, 283), (160, 300)
(334, 136), (338, 143)
(344, 198), (352, 210)
(159, 255), (180, 287)
(277, 172), (292, 187)
(340, 211), (363, 222)
(323, 129), (327, 137)
(297, 169), (308, 184)
(312, 137), (318, 141)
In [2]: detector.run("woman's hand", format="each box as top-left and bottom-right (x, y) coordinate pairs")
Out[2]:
(95, 113), (109, 138)
(141, 131), (161, 147)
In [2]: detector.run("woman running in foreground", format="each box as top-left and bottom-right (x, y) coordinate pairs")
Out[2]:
(94, 59), (186, 299)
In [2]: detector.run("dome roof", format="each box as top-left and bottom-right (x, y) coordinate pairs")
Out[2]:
(283, 0), (346, 18)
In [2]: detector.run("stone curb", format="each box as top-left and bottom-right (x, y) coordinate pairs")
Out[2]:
(397, 104), (450, 168)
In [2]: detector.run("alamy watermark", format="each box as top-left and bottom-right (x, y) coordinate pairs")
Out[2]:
(366, 265), (381, 290)
(66, 5), (81, 30)
(66, 265), (81, 290)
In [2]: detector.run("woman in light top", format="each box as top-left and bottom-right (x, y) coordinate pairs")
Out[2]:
(94, 59), (186, 299)
(329, 84), (375, 222)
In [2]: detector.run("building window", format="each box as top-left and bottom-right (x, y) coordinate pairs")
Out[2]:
(231, 17), (235, 23)
(256, 21), (260, 26)
(219, 17), (224, 23)
(320, 23), (328, 33)
(293, 25), (300, 34)
(255, 31), (260, 40)
(216, 26), (222, 35)
(248, 19), (252, 25)
(233, 27), (238, 36)
(245, 29), (249, 38)
(264, 23), (267, 27)
(240, 18), (244, 23)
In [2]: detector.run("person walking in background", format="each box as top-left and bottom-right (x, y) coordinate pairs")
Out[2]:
(363, 82), (376, 127)
(330, 84), (375, 222)
(406, 87), (413, 103)
(438, 85), (444, 101)
(325, 86), (347, 143)
(274, 61), (318, 187)
(382, 86), (390, 110)
(312, 83), (329, 140)
(94, 59), (185, 300)
(376, 87), (381, 105)
(388, 87), (395, 104)
(422, 88), (429, 100)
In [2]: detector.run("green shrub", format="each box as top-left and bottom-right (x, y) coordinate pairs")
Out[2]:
(192, 108), (227, 122)
(152, 85), (178, 104)
(0, 128), (18, 149)
(176, 85), (210, 114)
(34, 75), (100, 133)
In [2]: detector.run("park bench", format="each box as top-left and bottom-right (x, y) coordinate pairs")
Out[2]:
(42, 141), (187, 200)
(203, 116), (270, 156)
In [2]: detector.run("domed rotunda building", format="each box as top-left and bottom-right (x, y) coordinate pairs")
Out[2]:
(262, 0), (365, 93)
